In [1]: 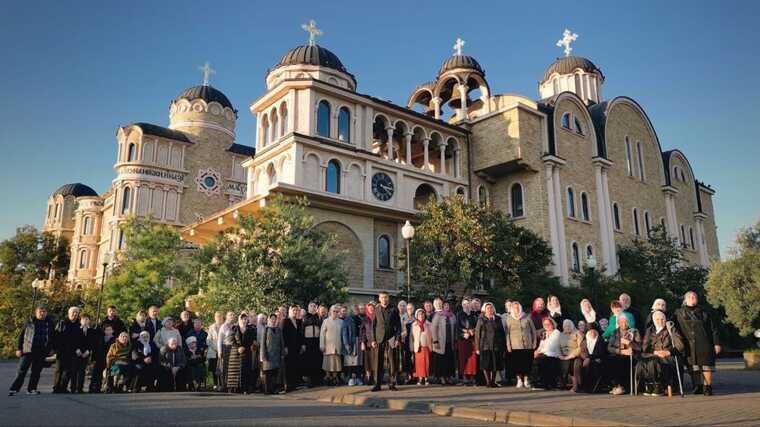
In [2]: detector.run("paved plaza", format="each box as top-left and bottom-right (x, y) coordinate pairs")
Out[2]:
(2, 360), (758, 426)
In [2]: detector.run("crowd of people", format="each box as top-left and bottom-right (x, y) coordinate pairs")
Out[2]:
(9, 290), (721, 399)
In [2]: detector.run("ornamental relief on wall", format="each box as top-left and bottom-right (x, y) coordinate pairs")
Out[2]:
(195, 167), (222, 196)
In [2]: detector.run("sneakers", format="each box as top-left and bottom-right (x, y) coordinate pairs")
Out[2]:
(704, 385), (713, 396)
(26, 390), (40, 395)
(524, 378), (531, 388)
(516, 378), (523, 388)
(348, 378), (356, 386)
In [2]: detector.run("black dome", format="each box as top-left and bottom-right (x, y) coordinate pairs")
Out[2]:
(174, 85), (234, 110)
(543, 56), (603, 82)
(276, 44), (349, 74)
(438, 55), (485, 76)
(53, 183), (98, 198)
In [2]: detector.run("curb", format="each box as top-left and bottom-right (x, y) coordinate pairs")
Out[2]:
(304, 389), (632, 426)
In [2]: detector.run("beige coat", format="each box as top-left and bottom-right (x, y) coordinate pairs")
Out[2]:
(410, 321), (432, 353)
(319, 317), (343, 356)
(559, 330), (583, 359)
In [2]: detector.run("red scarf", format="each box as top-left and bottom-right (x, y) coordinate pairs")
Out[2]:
(416, 318), (425, 332)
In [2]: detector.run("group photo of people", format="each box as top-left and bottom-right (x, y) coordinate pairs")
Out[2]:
(9, 289), (720, 399)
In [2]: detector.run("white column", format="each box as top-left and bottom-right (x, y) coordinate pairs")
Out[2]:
(454, 147), (462, 178)
(695, 218), (709, 267)
(601, 168), (618, 274)
(457, 84), (468, 120)
(385, 127), (394, 160)
(404, 133), (412, 165)
(593, 164), (612, 272)
(438, 141), (447, 175)
(664, 192), (679, 241)
(432, 97), (441, 120)
(422, 138), (430, 171)
(545, 163), (562, 280)
(552, 165), (569, 285)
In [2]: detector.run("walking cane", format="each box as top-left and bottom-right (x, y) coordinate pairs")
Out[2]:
(666, 321), (685, 397)
(627, 329), (635, 396)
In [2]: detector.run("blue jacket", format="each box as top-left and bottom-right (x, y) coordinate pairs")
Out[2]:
(341, 315), (357, 355)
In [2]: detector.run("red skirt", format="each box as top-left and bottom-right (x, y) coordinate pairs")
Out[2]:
(414, 346), (431, 378)
(458, 340), (478, 376)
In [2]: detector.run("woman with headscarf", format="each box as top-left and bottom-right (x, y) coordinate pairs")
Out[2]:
(431, 299), (457, 385)
(646, 299), (668, 330)
(343, 304), (365, 386)
(575, 328), (606, 393)
(153, 317), (181, 350)
(106, 332), (132, 392)
(558, 319), (583, 391)
(261, 313), (284, 394)
(533, 317), (562, 390)
(362, 302), (377, 385)
(410, 308), (432, 385)
(637, 310), (686, 396)
(457, 298), (479, 386)
(675, 291), (720, 396)
(474, 302), (506, 388)
(530, 297), (550, 331)
(606, 315), (641, 395)
(227, 313), (256, 394)
(217, 311), (236, 392)
(579, 299), (598, 330)
(546, 295), (565, 327)
(505, 301), (537, 388)
(320, 304), (344, 386)
(131, 331), (159, 392)
(302, 302), (323, 387)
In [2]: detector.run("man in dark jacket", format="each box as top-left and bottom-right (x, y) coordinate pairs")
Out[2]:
(70, 314), (95, 393)
(99, 306), (127, 337)
(89, 325), (115, 393)
(53, 306), (81, 393)
(145, 305), (162, 340)
(371, 292), (401, 392)
(9, 306), (55, 396)
(675, 291), (721, 396)
(282, 305), (304, 392)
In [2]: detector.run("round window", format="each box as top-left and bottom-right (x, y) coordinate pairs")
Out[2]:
(203, 176), (216, 188)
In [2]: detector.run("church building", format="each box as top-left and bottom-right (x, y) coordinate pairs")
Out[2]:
(45, 24), (719, 295)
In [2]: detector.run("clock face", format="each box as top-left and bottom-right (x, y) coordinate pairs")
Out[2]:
(371, 172), (394, 201)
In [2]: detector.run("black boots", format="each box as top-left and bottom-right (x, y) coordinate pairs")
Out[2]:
(704, 385), (713, 396)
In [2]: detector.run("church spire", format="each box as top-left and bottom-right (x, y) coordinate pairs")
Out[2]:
(556, 29), (578, 57)
(301, 19), (323, 47)
(198, 61), (215, 86)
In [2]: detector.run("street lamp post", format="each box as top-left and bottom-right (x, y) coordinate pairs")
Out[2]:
(95, 253), (111, 326)
(401, 220), (415, 302)
(30, 279), (41, 315)
(585, 255), (597, 308)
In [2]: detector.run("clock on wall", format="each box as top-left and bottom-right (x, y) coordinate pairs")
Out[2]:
(371, 172), (394, 201)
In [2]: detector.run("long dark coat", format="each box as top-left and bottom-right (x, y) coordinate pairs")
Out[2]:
(674, 305), (720, 367)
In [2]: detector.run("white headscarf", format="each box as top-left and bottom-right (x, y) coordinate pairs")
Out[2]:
(652, 310), (667, 334)
(547, 297), (562, 317)
(580, 299), (596, 323)
(651, 298), (667, 312)
(511, 302), (523, 320)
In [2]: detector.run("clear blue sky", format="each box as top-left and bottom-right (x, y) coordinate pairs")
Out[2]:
(1, 1), (758, 256)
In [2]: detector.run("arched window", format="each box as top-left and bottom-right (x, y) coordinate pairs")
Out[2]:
(586, 244), (593, 258)
(510, 183), (524, 218)
(271, 108), (279, 142)
(78, 249), (88, 269)
(580, 192), (590, 221)
(83, 216), (93, 235)
(566, 187), (576, 218)
(280, 103), (288, 135)
(55, 203), (61, 219)
(574, 117), (584, 135)
(118, 229), (126, 250)
(552, 78), (560, 94)
(121, 187), (132, 215)
(338, 107), (351, 142)
(47, 204), (52, 219)
(625, 137), (634, 177)
(378, 235), (391, 269)
(261, 114), (269, 147)
(127, 143), (137, 162)
(633, 208), (640, 236)
(689, 227), (695, 249)
(636, 142), (645, 182)
(325, 160), (341, 193)
(574, 74), (583, 98)
(680, 169), (686, 182)
(317, 100), (331, 137)
(571, 242), (580, 273)
(478, 185), (488, 206)
(267, 163), (277, 185)
(561, 112), (571, 129)
(612, 202), (621, 231)
(414, 184), (437, 210)
(644, 211), (651, 236)
(680, 225), (687, 248)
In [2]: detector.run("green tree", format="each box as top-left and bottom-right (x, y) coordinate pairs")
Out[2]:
(102, 216), (190, 320)
(706, 221), (760, 336)
(195, 195), (347, 316)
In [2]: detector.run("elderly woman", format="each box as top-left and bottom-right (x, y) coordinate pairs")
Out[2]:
(302, 302), (323, 387)
(362, 302), (377, 386)
(320, 304), (344, 386)
(546, 295), (565, 327)
(106, 332), (131, 392)
(579, 299), (597, 329)
(533, 317), (561, 390)
(153, 317), (181, 350)
(458, 298), (479, 386)
(675, 291), (721, 396)
(185, 336), (207, 391)
(400, 302), (416, 384)
(603, 300), (635, 340)
(130, 311), (149, 342)
(431, 299), (457, 385)
(206, 311), (224, 391)
(575, 328), (607, 393)
(261, 313), (284, 394)
(505, 301), (537, 388)
(159, 337), (186, 391)
(530, 297), (550, 330)
(343, 304), (364, 386)
(131, 331), (159, 392)
(646, 299), (668, 330)
(475, 302), (506, 388)
(410, 308), (432, 385)
(606, 315), (641, 395)
(228, 313), (256, 394)
(217, 311), (236, 392)
(558, 319), (583, 391)
(637, 310), (685, 396)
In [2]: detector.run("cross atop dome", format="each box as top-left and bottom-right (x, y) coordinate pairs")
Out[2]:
(453, 38), (465, 56)
(198, 61), (215, 86)
(302, 19), (323, 47)
(556, 29), (578, 57)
